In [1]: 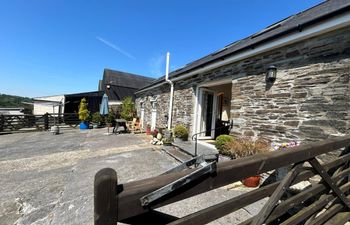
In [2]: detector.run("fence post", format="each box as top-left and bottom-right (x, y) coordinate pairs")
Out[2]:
(94, 168), (118, 225)
(0, 115), (4, 132)
(44, 113), (49, 130)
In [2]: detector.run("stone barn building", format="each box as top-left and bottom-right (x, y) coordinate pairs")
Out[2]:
(135, 0), (350, 143)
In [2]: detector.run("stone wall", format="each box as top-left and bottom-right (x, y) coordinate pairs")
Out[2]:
(136, 26), (350, 142)
(135, 85), (170, 129)
(172, 87), (194, 133)
(229, 26), (350, 143)
(135, 84), (194, 132)
(230, 59), (350, 143)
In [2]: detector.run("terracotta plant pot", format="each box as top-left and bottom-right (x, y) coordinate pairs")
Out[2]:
(242, 176), (261, 187)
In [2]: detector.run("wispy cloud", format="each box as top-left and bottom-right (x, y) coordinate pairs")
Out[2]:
(148, 54), (165, 77)
(96, 36), (135, 60)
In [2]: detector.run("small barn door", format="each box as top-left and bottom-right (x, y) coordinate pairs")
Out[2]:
(150, 100), (157, 130)
(140, 102), (145, 129)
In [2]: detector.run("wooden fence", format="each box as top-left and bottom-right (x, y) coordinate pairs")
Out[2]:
(94, 134), (350, 225)
(0, 113), (80, 133)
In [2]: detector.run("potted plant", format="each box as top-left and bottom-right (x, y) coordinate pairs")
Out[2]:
(78, 98), (90, 130)
(105, 110), (116, 130)
(151, 129), (158, 138)
(120, 96), (135, 121)
(224, 138), (270, 187)
(162, 129), (173, 146)
(91, 112), (103, 128)
(215, 135), (234, 154)
(146, 124), (151, 135)
(173, 124), (189, 142)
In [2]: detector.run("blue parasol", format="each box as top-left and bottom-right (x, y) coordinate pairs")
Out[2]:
(99, 93), (109, 115)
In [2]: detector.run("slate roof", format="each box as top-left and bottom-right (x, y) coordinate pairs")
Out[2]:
(65, 91), (104, 98)
(100, 69), (155, 101)
(138, 0), (350, 92)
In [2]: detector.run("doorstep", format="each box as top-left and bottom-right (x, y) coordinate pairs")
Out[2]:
(172, 140), (219, 162)
(162, 145), (192, 163)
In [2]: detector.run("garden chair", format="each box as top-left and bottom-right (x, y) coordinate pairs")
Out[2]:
(128, 118), (141, 133)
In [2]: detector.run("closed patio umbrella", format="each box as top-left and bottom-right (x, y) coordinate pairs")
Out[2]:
(100, 93), (111, 133)
(100, 94), (109, 116)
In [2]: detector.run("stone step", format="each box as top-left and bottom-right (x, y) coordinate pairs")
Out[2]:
(162, 145), (192, 162)
(172, 140), (219, 162)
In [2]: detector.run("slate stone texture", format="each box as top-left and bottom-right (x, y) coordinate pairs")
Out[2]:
(136, 26), (350, 143)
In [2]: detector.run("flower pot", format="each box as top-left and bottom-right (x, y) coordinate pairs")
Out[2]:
(242, 176), (261, 187)
(50, 126), (59, 135)
(174, 137), (182, 143)
(146, 127), (151, 135)
(79, 121), (89, 130)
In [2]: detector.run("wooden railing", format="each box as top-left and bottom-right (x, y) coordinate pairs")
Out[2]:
(0, 113), (80, 133)
(94, 135), (350, 225)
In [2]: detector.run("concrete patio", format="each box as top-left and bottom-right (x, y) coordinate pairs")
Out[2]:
(0, 128), (265, 225)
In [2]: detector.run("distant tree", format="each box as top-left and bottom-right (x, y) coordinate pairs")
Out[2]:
(120, 96), (135, 121)
(0, 93), (33, 108)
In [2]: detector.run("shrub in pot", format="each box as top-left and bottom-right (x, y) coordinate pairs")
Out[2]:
(224, 138), (270, 187)
(78, 98), (90, 129)
(215, 135), (234, 154)
(162, 137), (174, 146)
(105, 110), (116, 128)
(91, 112), (103, 128)
(173, 124), (189, 141)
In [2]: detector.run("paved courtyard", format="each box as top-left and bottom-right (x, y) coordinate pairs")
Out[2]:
(0, 128), (265, 225)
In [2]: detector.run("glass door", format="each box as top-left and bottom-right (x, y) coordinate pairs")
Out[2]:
(199, 88), (216, 139)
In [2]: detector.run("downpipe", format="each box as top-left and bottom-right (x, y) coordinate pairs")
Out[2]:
(165, 52), (174, 130)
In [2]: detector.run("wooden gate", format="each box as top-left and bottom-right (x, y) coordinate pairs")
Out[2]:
(0, 113), (80, 133)
(94, 135), (350, 225)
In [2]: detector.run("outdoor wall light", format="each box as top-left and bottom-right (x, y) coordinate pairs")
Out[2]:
(106, 84), (111, 89)
(266, 65), (277, 82)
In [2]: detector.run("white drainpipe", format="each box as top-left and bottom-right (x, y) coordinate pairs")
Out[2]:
(165, 52), (174, 129)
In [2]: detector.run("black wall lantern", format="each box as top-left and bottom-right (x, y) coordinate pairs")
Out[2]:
(266, 65), (277, 82)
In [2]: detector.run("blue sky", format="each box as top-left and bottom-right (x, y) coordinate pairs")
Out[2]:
(0, 0), (323, 97)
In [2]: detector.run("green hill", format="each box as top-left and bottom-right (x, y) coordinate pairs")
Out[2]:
(0, 93), (33, 109)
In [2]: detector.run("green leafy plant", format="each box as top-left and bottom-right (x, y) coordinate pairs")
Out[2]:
(120, 96), (135, 121)
(78, 98), (90, 122)
(91, 112), (103, 124)
(173, 124), (189, 141)
(105, 110), (115, 124)
(215, 135), (234, 152)
(162, 136), (174, 145)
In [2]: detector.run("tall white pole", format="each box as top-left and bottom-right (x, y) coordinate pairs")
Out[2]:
(165, 52), (174, 129)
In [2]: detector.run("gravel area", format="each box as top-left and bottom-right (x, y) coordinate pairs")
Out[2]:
(0, 128), (266, 225)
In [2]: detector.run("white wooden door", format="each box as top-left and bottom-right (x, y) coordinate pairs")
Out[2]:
(198, 88), (217, 139)
(150, 101), (157, 130)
